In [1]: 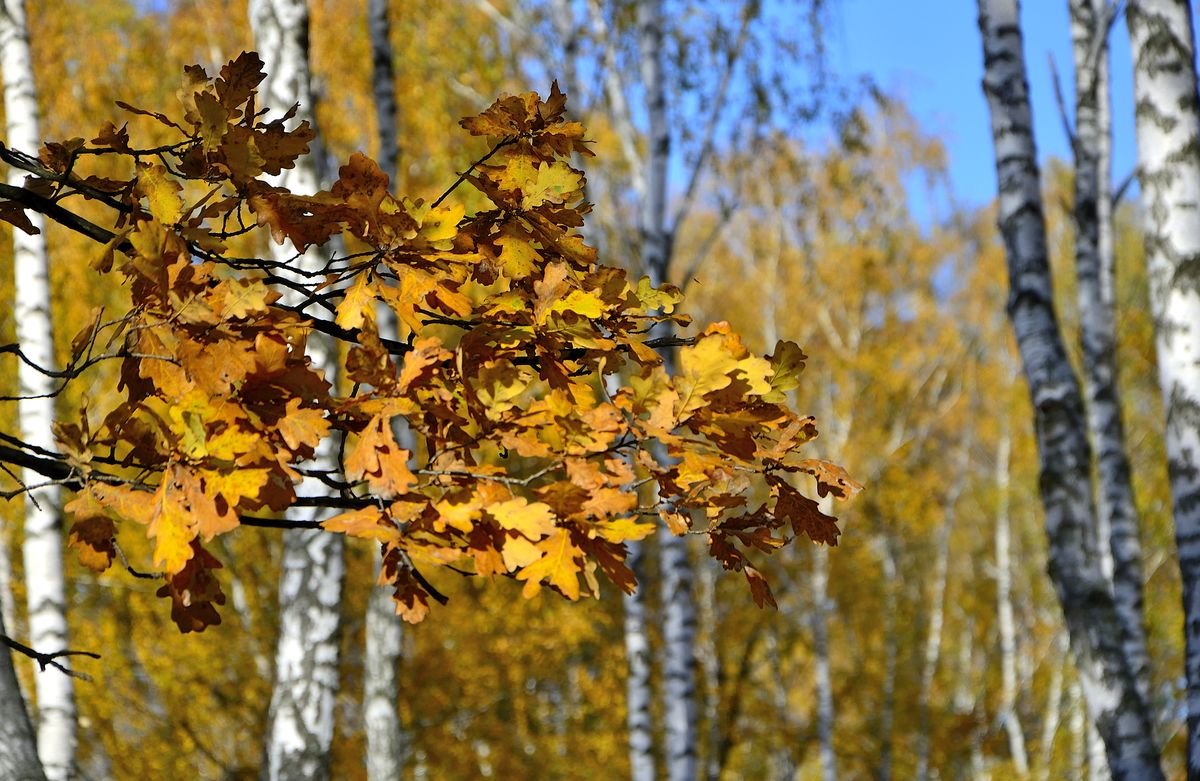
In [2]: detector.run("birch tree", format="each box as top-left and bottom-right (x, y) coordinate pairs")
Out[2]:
(1126, 1), (1200, 770)
(0, 1), (75, 778)
(976, 0), (1162, 775)
(249, 2), (346, 778)
(1067, 0), (1151, 710)
(363, 1), (409, 777)
(0, 615), (44, 781)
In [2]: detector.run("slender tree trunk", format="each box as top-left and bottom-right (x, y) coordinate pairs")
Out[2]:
(1088, 716), (1111, 781)
(0, 3), (75, 778)
(876, 540), (897, 781)
(250, 2), (346, 779)
(696, 558), (723, 781)
(1069, 0), (1152, 717)
(915, 446), (969, 781)
(977, 1), (1163, 776)
(624, 541), (655, 781)
(952, 619), (984, 781)
(1037, 636), (1069, 781)
(635, 2), (698, 779)
(1126, 1), (1200, 772)
(0, 615), (45, 781)
(812, 541), (837, 781)
(995, 428), (1030, 774)
(1070, 677), (1087, 777)
(362, 3), (409, 779)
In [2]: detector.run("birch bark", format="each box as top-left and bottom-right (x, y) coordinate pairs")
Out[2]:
(995, 427), (1030, 774)
(0, 615), (44, 781)
(1069, 0), (1152, 712)
(249, 2), (346, 779)
(1126, 1), (1200, 771)
(636, 4), (697, 779)
(977, 0), (1163, 775)
(362, 2), (409, 778)
(0, 2), (75, 778)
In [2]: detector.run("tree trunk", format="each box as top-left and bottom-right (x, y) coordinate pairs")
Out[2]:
(249, 2), (346, 779)
(623, 541), (655, 781)
(0, 2), (75, 778)
(0, 617), (45, 781)
(1037, 636), (1069, 781)
(995, 428), (1030, 775)
(812, 541), (837, 781)
(696, 558), (723, 781)
(1069, 0), (1152, 715)
(1126, 1), (1200, 772)
(362, 2), (409, 778)
(915, 446), (969, 781)
(635, 2), (698, 779)
(876, 540), (897, 781)
(976, 1), (1163, 776)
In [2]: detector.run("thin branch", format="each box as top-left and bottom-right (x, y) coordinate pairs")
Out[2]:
(672, 1), (755, 232)
(1112, 166), (1138, 206)
(0, 181), (126, 248)
(0, 634), (100, 681)
(431, 135), (517, 208)
(1047, 53), (1076, 150)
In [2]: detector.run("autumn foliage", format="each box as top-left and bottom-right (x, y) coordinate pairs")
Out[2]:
(0, 52), (857, 633)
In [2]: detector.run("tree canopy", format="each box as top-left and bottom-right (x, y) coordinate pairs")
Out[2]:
(0, 51), (857, 633)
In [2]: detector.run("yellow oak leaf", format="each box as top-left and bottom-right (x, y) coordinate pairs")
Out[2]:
(500, 534), (542, 572)
(550, 288), (606, 319)
(675, 332), (739, 416)
(517, 528), (583, 600)
(336, 272), (377, 330)
(489, 498), (556, 540)
(221, 278), (275, 319)
(589, 517), (656, 543)
(137, 162), (184, 225)
(323, 507), (400, 542)
(433, 495), (481, 534)
(763, 340), (808, 402)
(345, 415), (415, 498)
(522, 160), (584, 208)
(379, 264), (436, 335)
(418, 202), (465, 244)
(147, 474), (197, 574)
(634, 276), (682, 313)
(202, 467), (269, 509)
(277, 399), (331, 451)
(495, 232), (541, 278)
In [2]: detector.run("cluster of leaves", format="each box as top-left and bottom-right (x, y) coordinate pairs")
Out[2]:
(1, 52), (858, 632)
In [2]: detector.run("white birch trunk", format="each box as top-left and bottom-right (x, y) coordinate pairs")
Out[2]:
(623, 541), (655, 781)
(1069, 0), (1152, 716)
(995, 428), (1030, 774)
(977, 1), (1163, 775)
(0, 2), (75, 778)
(0, 614), (45, 781)
(1126, 1), (1200, 770)
(876, 540), (897, 781)
(1037, 637), (1069, 781)
(362, 2), (408, 778)
(635, 2), (698, 779)
(1070, 677), (1087, 777)
(915, 445), (969, 781)
(812, 540), (837, 781)
(696, 558), (723, 781)
(249, 2), (346, 779)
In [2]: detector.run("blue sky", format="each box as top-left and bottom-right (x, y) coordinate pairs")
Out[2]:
(832, 0), (1140, 209)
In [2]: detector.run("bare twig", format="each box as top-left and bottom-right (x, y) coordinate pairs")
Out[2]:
(0, 633), (99, 681)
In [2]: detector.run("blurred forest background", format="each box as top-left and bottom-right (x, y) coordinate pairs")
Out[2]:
(0, 0), (1188, 779)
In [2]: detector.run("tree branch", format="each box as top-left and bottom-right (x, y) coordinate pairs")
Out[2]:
(0, 634), (99, 681)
